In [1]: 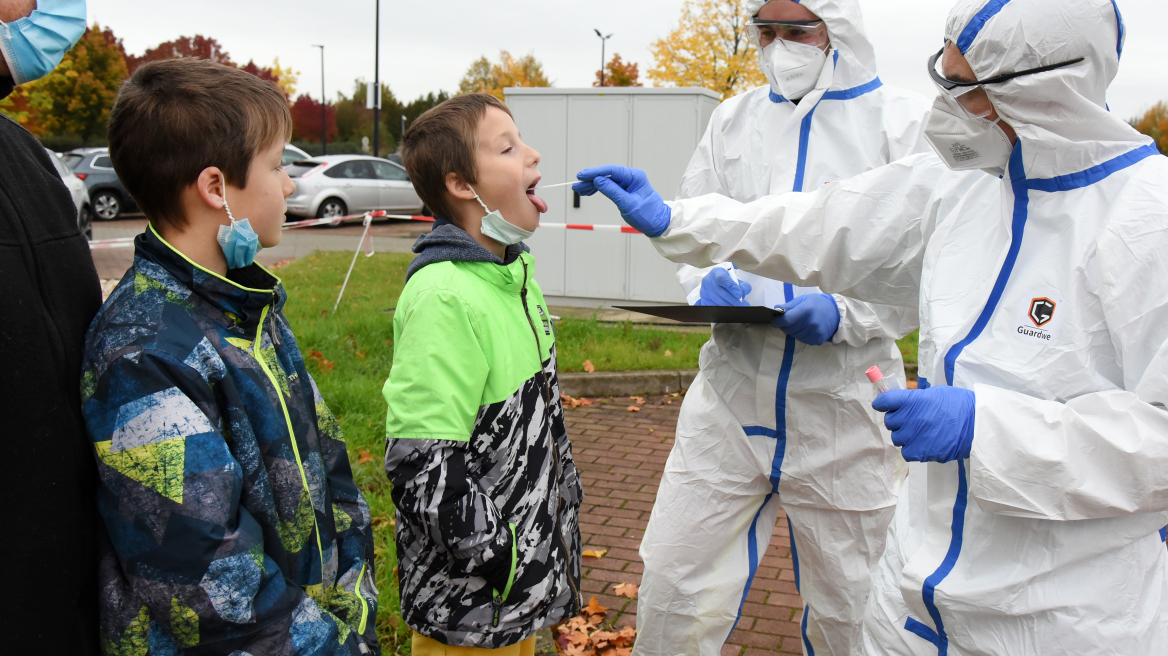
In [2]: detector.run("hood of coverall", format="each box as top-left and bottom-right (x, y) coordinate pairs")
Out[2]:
(746, 0), (880, 92)
(945, 0), (1154, 179)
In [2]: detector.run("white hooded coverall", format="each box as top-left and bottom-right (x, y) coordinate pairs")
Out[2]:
(646, 1), (1168, 654)
(635, 2), (930, 655)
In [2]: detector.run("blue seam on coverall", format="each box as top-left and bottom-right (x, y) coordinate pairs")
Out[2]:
(956, 0), (1012, 54)
(1109, 0), (1125, 58)
(787, 516), (816, 655)
(730, 492), (775, 637)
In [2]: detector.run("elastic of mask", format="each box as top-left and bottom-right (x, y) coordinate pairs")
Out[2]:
(469, 186), (534, 246)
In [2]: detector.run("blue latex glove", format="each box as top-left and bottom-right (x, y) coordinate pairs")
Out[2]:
(772, 293), (840, 345)
(696, 268), (753, 306)
(574, 165), (672, 237)
(872, 387), (976, 463)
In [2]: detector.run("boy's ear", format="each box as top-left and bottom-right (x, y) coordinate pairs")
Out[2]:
(195, 167), (228, 211)
(445, 172), (478, 201)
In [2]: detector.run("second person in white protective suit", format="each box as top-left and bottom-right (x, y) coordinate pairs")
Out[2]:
(576, 0), (1168, 654)
(636, 1), (930, 655)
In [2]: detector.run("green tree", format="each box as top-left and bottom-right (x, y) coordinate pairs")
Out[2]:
(458, 51), (550, 100)
(36, 23), (129, 143)
(1132, 102), (1168, 155)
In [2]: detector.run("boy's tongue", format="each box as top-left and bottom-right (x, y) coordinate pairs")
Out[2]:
(527, 189), (548, 213)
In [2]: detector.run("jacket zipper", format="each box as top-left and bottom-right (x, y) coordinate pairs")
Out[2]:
(518, 259), (581, 610)
(491, 522), (519, 627)
(253, 302), (326, 576)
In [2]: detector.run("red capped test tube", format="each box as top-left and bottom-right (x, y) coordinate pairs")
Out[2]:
(866, 366), (903, 394)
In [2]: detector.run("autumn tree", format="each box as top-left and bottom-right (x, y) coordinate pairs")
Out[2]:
(290, 94), (338, 143)
(270, 57), (299, 97)
(125, 35), (234, 73)
(458, 51), (551, 100)
(594, 53), (642, 87)
(1132, 102), (1168, 154)
(647, 0), (765, 100)
(35, 23), (129, 143)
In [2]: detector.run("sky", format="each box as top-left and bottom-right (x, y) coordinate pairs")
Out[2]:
(89, 0), (1167, 122)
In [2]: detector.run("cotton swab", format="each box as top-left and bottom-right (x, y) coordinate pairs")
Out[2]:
(535, 175), (611, 190)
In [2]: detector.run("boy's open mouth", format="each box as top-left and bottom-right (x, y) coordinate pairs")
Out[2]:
(527, 180), (548, 213)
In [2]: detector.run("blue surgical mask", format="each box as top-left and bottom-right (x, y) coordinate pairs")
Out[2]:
(216, 189), (261, 269)
(470, 185), (534, 246)
(0, 0), (88, 86)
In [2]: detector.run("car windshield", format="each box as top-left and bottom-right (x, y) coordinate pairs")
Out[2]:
(285, 161), (324, 178)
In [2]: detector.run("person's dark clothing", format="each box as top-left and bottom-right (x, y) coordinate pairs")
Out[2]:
(0, 80), (102, 652)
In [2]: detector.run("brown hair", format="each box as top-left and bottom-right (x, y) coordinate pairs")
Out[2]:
(401, 93), (513, 221)
(107, 58), (293, 227)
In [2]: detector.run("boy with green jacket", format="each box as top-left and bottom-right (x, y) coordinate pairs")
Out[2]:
(383, 94), (583, 652)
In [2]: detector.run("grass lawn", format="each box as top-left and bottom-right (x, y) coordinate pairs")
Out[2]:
(279, 251), (922, 652)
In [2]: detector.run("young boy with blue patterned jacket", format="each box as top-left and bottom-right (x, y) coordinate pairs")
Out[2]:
(81, 59), (378, 654)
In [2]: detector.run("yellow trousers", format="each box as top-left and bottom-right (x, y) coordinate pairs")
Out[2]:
(411, 631), (536, 656)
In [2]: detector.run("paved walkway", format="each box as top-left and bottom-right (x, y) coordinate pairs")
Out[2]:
(565, 395), (805, 655)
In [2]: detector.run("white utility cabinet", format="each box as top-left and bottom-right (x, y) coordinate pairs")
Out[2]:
(504, 87), (720, 306)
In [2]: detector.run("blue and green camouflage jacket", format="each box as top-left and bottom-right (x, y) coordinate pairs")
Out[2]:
(82, 226), (378, 655)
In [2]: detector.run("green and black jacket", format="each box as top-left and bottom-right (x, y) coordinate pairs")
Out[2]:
(383, 221), (583, 647)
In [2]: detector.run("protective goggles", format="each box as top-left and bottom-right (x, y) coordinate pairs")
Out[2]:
(747, 18), (829, 49)
(928, 46), (1083, 118)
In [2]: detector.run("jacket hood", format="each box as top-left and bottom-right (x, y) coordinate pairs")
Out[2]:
(945, 0), (1154, 178)
(406, 218), (528, 282)
(134, 224), (283, 331)
(747, 0), (879, 92)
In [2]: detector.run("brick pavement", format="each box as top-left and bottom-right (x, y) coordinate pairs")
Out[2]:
(565, 395), (805, 655)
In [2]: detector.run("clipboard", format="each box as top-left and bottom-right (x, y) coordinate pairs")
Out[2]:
(614, 305), (785, 324)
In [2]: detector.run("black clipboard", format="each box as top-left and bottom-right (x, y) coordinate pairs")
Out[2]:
(614, 305), (785, 324)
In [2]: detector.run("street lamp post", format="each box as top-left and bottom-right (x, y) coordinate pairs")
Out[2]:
(312, 44), (326, 155)
(593, 29), (613, 87)
(401, 114), (406, 141)
(373, 0), (381, 157)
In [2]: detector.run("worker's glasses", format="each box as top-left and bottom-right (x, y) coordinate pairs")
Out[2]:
(747, 18), (829, 49)
(928, 46), (1083, 118)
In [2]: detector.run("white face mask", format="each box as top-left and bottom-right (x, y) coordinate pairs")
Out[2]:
(923, 96), (1014, 176)
(760, 38), (828, 101)
(469, 186), (534, 246)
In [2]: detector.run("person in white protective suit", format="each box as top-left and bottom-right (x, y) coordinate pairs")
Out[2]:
(638, 0), (931, 653)
(575, 0), (1168, 653)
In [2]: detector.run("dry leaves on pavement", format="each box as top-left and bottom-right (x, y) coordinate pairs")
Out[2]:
(562, 394), (594, 409)
(613, 583), (638, 599)
(626, 406), (640, 412)
(582, 549), (608, 559)
(554, 597), (636, 656)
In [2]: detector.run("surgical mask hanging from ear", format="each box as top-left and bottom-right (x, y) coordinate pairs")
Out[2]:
(760, 38), (827, 101)
(216, 188), (261, 269)
(0, 0), (88, 86)
(470, 186), (534, 246)
(923, 96), (1014, 176)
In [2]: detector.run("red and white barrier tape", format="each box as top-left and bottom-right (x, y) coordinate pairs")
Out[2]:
(89, 213), (641, 250)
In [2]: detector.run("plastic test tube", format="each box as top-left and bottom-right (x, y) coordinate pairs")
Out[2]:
(866, 366), (903, 394)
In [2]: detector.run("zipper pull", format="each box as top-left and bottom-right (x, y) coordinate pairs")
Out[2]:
(268, 297), (282, 347)
(491, 593), (503, 627)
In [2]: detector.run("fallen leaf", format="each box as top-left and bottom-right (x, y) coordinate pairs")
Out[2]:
(562, 393), (575, 405)
(582, 549), (608, 559)
(583, 595), (610, 616)
(648, 428), (654, 433)
(664, 349), (673, 357)
(577, 398), (593, 407)
(372, 516), (391, 529)
(627, 406), (640, 412)
(632, 396), (645, 404)
(614, 583), (639, 598)
(583, 360), (596, 373)
(307, 349), (335, 373)
(358, 450), (374, 464)
(355, 350), (367, 360)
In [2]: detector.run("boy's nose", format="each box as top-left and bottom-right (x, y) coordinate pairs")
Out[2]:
(528, 145), (541, 167)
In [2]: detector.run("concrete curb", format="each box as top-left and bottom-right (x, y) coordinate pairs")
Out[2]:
(560, 369), (698, 398)
(559, 362), (917, 398)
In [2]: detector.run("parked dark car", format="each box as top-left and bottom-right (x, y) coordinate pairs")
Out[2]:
(63, 147), (139, 220)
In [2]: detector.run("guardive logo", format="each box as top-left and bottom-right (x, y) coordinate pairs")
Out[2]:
(1017, 297), (1057, 341)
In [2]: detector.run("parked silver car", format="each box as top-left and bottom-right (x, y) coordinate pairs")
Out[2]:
(45, 148), (94, 240)
(284, 154), (426, 220)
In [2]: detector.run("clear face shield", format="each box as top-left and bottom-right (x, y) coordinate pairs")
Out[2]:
(747, 18), (829, 51)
